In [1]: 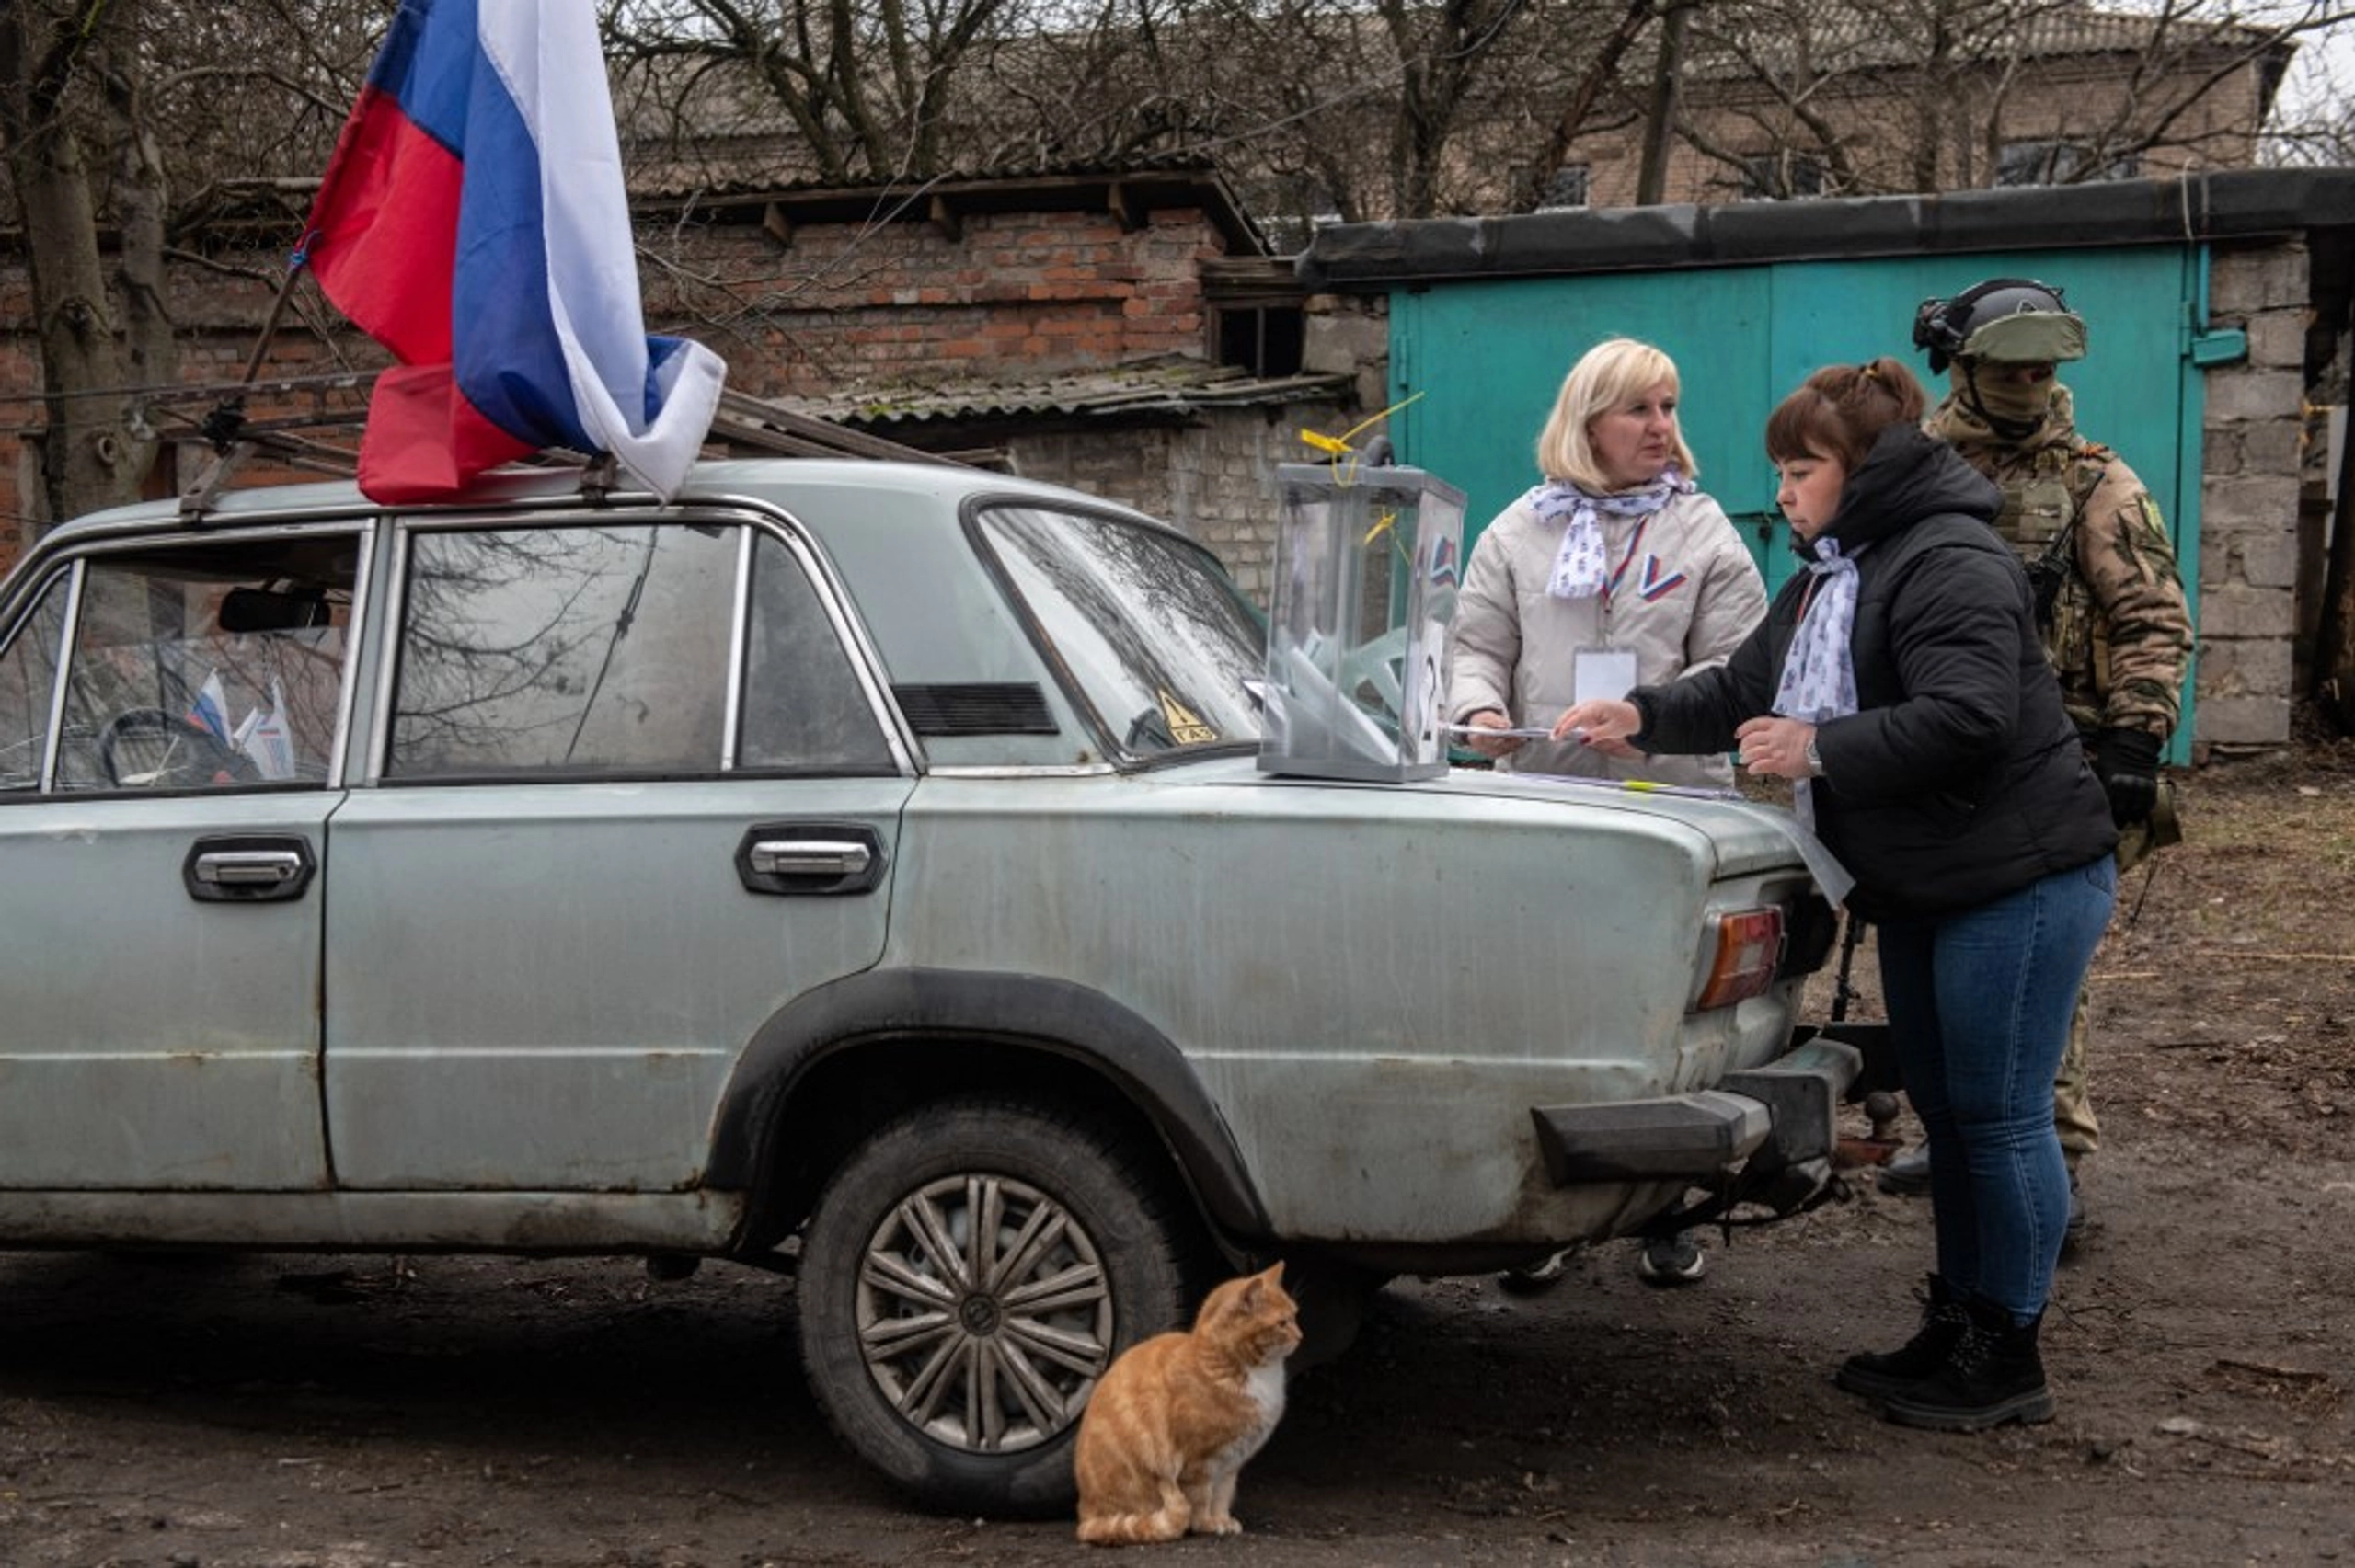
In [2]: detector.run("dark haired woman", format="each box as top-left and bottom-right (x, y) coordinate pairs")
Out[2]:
(1554, 358), (2118, 1432)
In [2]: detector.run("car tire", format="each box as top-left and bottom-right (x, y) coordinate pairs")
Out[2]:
(796, 1093), (1203, 1516)
(1281, 1252), (1390, 1370)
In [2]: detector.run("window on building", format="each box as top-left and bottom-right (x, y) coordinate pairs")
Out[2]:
(1216, 303), (1305, 378)
(1997, 141), (2142, 186)
(1738, 151), (1827, 200)
(1535, 164), (1591, 210)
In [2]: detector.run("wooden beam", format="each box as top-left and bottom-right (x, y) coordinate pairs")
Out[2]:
(712, 389), (968, 467)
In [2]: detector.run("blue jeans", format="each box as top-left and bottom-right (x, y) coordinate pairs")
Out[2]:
(1877, 856), (2117, 1324)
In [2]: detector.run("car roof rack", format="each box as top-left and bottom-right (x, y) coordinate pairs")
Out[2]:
(159, 373), (376, 520)
(708, 388), (970, 467)
(151, 375), (971, 522)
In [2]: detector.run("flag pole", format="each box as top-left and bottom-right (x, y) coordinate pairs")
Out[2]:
(181, 239), (325, 518)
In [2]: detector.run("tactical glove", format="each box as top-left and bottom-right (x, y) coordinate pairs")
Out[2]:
(2093, 727), (2163, 829)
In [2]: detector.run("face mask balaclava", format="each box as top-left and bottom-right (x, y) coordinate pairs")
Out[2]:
(1949, 359), (2055, 441)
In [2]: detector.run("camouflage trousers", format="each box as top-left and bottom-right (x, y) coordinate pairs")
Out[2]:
(2052, 990), (2099, 1163)
(2053, 778), (2181, 1163)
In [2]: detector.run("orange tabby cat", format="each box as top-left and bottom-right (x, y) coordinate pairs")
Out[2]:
(1072, 1263), (1302, 1546)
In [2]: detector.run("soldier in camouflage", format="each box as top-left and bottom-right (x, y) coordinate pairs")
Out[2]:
(1877, 278), (2194, 1247)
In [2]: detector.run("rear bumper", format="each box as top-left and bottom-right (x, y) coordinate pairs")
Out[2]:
(1529, 1035), (1866, 1212)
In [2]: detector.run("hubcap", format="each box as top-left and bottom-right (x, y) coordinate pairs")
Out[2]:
(853, 1172), (1113, 1454)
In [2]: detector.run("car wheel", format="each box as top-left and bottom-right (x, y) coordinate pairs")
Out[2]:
(797, 1093), (1202, 1516)
(1281, 1252), (1391, 1370)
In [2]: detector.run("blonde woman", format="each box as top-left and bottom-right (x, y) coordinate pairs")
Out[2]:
(1450, 337), (1766, 791)
(1449, 337), (1767, 1289)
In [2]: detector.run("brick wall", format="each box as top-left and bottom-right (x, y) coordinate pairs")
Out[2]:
(644, 206), (1218, 403)
(670, 199), (1355, 601)
(1000, 397), (1351, 606)
(2197, 241), (2312, 754)
(3, 255), (53, 572)
(0, 255), (380, 577)
(1, 197), (1241, 578)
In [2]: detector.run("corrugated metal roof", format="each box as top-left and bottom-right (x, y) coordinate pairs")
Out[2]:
(762, 361), (1353, 428)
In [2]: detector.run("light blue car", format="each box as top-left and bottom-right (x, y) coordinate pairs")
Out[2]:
(0, 458), (1869, 1512)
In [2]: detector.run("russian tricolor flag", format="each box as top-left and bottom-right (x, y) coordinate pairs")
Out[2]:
(303, 0), (725, 503)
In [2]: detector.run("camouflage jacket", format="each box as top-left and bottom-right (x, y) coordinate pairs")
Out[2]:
(1927, 386), (2193, 742)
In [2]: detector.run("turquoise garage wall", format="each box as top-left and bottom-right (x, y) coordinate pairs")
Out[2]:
(1386, 246), (2210, 751)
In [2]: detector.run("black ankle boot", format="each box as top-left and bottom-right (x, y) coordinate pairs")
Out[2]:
(1836, 1275), (1969, 1400)
(1881, 1299), (2054, 1431)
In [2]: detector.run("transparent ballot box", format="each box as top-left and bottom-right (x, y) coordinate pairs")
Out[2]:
(1261, 461), (1465, 782)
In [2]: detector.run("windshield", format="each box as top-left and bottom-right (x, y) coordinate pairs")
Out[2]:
(975, 504), (1267, 761)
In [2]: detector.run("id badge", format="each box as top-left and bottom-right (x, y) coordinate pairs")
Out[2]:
(1573, 646), (1640, 705)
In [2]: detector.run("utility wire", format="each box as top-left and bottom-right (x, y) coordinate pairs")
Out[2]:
(0, 369), (379, 410)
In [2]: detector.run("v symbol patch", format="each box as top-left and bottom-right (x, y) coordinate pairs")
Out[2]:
(1634, 555), (1688, 601)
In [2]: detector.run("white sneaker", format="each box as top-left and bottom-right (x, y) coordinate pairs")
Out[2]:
(1498, 1249), (1572, 1293)
(1634, 1232), (1707, 1288)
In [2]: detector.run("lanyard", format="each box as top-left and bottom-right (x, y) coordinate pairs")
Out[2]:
(1795, 570), (1823, 623)
(1600, 512), (1654, 601)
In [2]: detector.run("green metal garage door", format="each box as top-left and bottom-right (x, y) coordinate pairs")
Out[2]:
(1388, 244), (2205, 752)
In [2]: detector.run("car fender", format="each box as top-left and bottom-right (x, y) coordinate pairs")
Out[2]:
(706, 966), (1270, 1241)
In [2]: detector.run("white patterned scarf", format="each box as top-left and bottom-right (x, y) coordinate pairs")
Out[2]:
(1773, 536), (1862, 829)
(1529, 468), (1694, 600)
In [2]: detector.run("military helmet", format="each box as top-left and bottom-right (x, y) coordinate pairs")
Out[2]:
(1912, 277), (2086, 372)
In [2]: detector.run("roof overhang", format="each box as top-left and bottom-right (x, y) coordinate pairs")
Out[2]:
(641, 165), (1268, 258)
(1296, 168), (2355, 289)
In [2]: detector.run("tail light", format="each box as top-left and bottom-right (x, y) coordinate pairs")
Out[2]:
(1694, 907), (1786, 1010)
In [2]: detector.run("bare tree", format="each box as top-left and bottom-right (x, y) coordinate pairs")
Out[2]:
(603, 0), (1034, 184)
(1516, 0), (1660, 210)
(12, 0), (2343, 553)
(2, 0), (158, 528)
(604, 0), (1663, 233)
(625, 0), (2056, 244)
(2261, 11), (2355, 165)
(1636, 0), (1694, 201)
(1, 0), (380, 532)
(1371, 0), (1530, 215)
(1671, 0), (2345, 202)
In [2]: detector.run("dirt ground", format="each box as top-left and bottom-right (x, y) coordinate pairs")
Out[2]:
(4, 741), (2351, 1568)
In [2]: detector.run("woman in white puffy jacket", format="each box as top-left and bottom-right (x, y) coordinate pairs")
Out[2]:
(1450, 337), (1767, 792)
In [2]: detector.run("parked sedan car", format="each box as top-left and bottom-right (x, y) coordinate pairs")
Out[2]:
(0, 458), (1867, 1513)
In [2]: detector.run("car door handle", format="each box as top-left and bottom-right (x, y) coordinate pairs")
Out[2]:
(734, 822), (886, 897)
(747, 839), (872, 878)
(196, 849), (307, 886)
(183, 834), (318, 904)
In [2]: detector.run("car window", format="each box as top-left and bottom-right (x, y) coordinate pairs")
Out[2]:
(974, 505), (1266, 760)
(740, 533), (896, 773)
(390, 522), (736, 778)
(0, 573), (68, 793)
(388, 521), (890, 780)
(16, 538), (357, 795)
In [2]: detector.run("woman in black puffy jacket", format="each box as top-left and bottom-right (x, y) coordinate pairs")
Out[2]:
(1555, 358), (2117, 1433)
